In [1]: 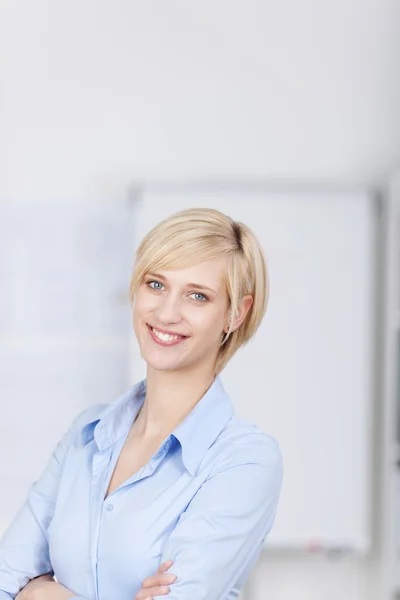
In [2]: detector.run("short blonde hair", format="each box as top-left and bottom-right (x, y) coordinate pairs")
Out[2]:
(130, 207), (269, 374)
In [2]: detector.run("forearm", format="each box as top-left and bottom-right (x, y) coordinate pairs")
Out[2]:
(15, 574), (54, 600)
(15, 578), (76, 600)
(35, 584), (76, 600)
(23, 574), (54, 590)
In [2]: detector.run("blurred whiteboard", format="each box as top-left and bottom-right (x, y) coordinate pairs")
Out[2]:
(0, 201), (133, 535)
(128, 183), (377, 553)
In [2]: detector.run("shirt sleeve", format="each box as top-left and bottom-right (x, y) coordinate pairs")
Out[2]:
(0, 405), (104, 599)
(43, 436), (282, 600)
(159, 433), (283, 600)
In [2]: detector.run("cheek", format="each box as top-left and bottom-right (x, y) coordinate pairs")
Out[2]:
(192, 310), (225, 340)
(133, 291), (157, 317)
(132, 294), (152, 333)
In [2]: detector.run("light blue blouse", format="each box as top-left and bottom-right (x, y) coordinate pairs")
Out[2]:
(0, 375), (283, 600)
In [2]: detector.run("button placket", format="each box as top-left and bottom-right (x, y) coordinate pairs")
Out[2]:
(90, 448), (113, 600)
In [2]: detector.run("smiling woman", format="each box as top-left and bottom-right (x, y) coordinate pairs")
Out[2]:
(0, 207), (282, 600)
(130, 207), (269, 375)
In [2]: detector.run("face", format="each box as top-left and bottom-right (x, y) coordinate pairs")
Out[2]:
(132, 257), (230, 376)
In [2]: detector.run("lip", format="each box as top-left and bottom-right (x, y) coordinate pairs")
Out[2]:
(147, 323), (188, 336)
(146, 323), (189, 346)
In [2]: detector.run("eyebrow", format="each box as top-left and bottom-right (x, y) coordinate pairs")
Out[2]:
(146, 272), (217, 295)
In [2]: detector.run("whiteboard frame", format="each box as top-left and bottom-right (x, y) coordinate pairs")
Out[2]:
(375, 173), (400, 598)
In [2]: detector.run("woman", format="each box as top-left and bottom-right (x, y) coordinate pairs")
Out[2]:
(0, 207), (283, 600)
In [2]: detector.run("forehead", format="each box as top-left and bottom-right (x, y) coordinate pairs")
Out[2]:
(155, 257), (227, 289)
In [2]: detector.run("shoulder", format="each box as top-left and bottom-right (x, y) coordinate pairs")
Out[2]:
(211, 416), (283, 480)
(197, 417), (283, 510)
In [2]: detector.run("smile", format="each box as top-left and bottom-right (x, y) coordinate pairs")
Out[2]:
(146, 323), (189, 346)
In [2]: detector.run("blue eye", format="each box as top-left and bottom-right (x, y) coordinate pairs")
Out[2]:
(190, 292), (208, 302)
(147, 280), (164, 290)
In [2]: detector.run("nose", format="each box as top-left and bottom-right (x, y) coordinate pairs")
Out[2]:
(154, 293), (182, 325)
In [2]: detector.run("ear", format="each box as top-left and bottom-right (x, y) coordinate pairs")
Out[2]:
(224, 295), (254, 333)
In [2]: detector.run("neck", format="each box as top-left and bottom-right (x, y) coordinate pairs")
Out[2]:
(133, 364), (216, 440)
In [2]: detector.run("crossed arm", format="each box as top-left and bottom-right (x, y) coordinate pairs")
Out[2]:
(15, 559), (178, 600)
(1, 410), (282, 600)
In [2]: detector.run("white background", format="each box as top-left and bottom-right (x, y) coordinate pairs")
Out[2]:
(1, 2), (399, 599)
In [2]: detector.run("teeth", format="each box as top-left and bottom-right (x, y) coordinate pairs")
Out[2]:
(151, 327), (183, 342)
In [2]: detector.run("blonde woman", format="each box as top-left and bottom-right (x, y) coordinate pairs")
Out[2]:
(0, 208), (283, 600)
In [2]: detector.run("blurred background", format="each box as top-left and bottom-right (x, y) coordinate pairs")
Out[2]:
(1, 1), (400, 599)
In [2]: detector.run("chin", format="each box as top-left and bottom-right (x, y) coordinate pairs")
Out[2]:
(138, 346), (181, 371)
(144, 357), (188, 373)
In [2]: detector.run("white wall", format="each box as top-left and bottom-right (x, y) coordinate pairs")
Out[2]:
(1, 1), (400, 599)
(1, 0), (400, 206)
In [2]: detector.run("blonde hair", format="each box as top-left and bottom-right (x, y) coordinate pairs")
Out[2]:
(130, 207), (269, 374)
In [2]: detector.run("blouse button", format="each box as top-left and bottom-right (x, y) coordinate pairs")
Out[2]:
(105, 503), (114, 511)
